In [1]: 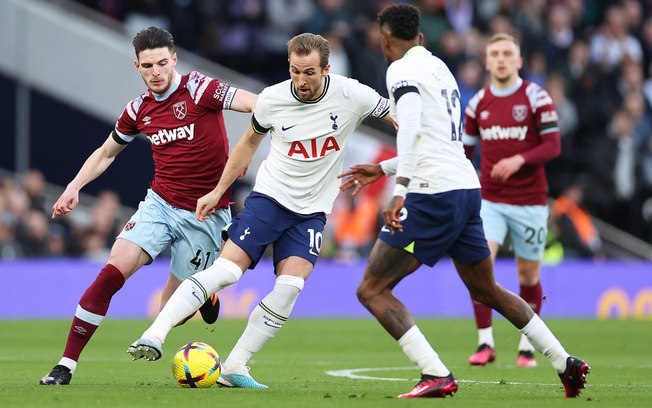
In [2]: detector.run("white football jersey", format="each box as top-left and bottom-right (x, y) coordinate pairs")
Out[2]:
(252, 74), (390, 214)
(386, 46), (479, 193)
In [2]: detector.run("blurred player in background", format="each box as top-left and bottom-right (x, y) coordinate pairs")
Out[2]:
(127, 32), (393, 388)
(462, 33), (561, 368)
(339, 4), (588, 398)
(39, 27), (257, 385)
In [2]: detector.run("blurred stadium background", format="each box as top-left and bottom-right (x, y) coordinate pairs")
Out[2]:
(0, 0), (651, 321)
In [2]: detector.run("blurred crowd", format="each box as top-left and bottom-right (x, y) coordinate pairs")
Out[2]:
(0, 170), (129, 261)
(19, 0), (652, 260)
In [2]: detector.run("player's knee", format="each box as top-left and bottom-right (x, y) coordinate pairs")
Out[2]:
(469, 284), (500, 307)
(356, 279), (381, 307)
(213, 257), (243, 285)
(356, 285), (367, 306)
(274, 275), (304, 294)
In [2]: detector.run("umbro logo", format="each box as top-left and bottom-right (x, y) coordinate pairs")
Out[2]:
(281, 124), (297, 131)
(142, 116), (151, 125)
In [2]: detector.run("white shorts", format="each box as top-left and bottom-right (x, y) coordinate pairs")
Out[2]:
(117, 189), (231, 281)
(480, 199), (548, 261)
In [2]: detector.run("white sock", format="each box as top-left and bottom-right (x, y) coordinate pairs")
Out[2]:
(519, 314), (569, 372)
(518, 333), (535, 352)
(142, 257), (242, 344)
(58, 357), (77, 374)
(478, 327), (494, 348)
(398, 326), (449, 377)
(223, 275), (304, 370)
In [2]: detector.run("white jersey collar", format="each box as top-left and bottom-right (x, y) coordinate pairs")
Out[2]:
(490, 77), (523, 97)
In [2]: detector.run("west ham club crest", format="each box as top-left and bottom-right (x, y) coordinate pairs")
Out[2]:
(173, 101), (187, 120)
(512, 105), (528, 122)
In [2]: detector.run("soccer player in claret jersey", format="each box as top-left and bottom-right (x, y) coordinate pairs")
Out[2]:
(338, 4), (589, 398)
(462, 33), (561, 368)
(127, 33), (393, 388)
(39, 27), (257, 385)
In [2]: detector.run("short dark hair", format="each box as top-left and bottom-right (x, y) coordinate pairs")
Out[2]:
(132, 27), (174, 58)
(377, 4), (420, 41)
(287, 33), (330, 69)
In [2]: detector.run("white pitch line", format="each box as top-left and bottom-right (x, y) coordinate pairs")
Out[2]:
(326, 366), (556, 386)
(325, 366), (652, 388)
(326, 367), (559, 387)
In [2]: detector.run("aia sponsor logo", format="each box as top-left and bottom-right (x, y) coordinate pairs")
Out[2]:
(288, 136), (340, 158)
(512, 104), (528, 122)
(173, 101), (187, 120)
(124, 221), (136, 231)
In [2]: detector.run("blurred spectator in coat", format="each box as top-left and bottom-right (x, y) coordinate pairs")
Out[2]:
(552, 181), (603, 259)
(22, 168), (49, 215)
(540, 3), (575, 73)
(262, 0), (315, 83)
(589, 4), (643, 74)
(351, 20), (388, 97)
(546, 74), (579, 196)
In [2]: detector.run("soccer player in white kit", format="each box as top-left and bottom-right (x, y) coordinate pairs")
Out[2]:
(338, 4), (590, 399)
(128, 33), (392, 388)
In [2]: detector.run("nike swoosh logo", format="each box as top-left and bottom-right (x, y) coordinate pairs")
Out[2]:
(281, 124), (297, 131)
(191, 291), (202, 303)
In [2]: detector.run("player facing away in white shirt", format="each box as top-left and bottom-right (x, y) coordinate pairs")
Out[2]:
(337, 4), (589, 399)
(128, 33), (393, 388)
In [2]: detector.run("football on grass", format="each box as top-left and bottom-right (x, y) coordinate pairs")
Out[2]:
(172, 341), (221, 388)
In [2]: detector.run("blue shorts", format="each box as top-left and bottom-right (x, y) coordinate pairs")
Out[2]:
(117, 189), (231, 281)
(480, 200), (548, 261)
(226, 192), (327, 268)
(379, 189), (490, 266)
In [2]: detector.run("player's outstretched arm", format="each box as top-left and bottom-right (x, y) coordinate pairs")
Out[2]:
(229, 89), (258, 113)
(51, 134), (126, 219)
(337, 164), (385, 196)
(196, 123), (265, 221)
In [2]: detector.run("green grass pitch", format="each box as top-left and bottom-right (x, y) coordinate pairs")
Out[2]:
(1, 318), (650, 407)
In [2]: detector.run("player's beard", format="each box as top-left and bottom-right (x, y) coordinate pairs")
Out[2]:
(298, 88), (316, 100)
(493, 70), (516, 86)
(296, 80), (324, 101)
(150, 71), (173, 95)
